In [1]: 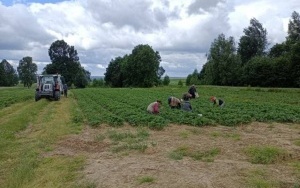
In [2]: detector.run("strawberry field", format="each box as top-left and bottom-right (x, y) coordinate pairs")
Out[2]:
(72, 86), (300, 129)
(0, 88), (33, 109)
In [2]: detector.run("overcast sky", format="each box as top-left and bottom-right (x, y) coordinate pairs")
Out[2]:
(0, 0), (299, 77)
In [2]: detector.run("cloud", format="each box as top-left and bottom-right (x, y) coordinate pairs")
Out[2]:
(0, 0), (299, 77)
(188, 0), (226, 15)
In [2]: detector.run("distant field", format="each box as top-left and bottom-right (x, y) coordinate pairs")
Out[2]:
(169, 77), (186, 85)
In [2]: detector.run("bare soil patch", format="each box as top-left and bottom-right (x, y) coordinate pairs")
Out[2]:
(49, 122), (300, 188)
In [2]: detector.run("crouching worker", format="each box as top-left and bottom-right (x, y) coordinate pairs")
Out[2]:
(210, 96), (225, 108)
(181, 93), (192, 112)
(168, 96), (181, 109)
(147, 100), (162, 114)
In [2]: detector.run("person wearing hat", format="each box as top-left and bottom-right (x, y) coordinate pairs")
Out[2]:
(210, 96), (225, 108)
(168, 96), (181, 109)
(147, 100), (162, 114)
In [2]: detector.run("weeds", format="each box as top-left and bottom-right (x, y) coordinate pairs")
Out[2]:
(294, 140), (300, 146)
(246, 168), (278, 188)
(245, 146), (287, 164)
(168, 146), (220, 162)
(137, 176), (155, 184)
(107, 128), (150, 153)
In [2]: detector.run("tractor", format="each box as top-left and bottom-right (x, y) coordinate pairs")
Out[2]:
(35, 74), (64, 101)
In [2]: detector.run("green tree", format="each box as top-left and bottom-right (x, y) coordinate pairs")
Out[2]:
(178, 80), (183, 87)
(287, 11), (300, 43)
(268, 43), (290, 58)
(92, 78), (104, 87)
(242, 56), (275, 87)
(104, 56), (124, 87)
(162, 75), (170, 86)
(238, 18), (268, 64)
(44, 40), (89, 87)
(74, 67), (89, 88)
(0, 59), (18, 86)
(125, 44), (162, 87)
(289, 42), (300, 87)
(17, 57), (37, 88)
(199, 34), (241, 85)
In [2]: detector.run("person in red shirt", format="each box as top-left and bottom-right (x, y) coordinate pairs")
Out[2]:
(147, 100), (162, 114)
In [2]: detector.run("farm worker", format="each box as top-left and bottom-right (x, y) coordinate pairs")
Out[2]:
(63, 84), (68, 97)
(188, 84), (198, 99)
(147, 100), (162, 114)
(181, 93), (192, 112)
(168, 96), (181, 109)
(210, 96), (225, 108)
(55, 81), (60, 90)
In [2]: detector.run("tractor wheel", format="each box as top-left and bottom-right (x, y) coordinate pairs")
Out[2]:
(54, 91), (60, 101)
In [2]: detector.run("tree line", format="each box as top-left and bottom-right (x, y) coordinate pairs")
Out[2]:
(104, 44), (166, 87)
(0, 40), (90, 88)
(187, 11), (300, 88)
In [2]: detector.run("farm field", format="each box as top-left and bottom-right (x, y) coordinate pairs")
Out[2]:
(0, 85), (299, 188)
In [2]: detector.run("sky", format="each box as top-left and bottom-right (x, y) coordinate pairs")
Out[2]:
(0, 0), (299, 77)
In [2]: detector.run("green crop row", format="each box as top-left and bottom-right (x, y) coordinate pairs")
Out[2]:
(0, 88), (33, 109)
(72, 86), (300, 128)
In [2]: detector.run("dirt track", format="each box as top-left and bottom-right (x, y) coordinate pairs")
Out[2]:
(47, 122), (300, 188)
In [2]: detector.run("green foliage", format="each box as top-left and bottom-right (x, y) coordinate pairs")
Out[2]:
(162, 75), (170, 86)
(242, 56), (275, 87)
(91, 78), (104, 87)
(245, 146), (287, 164)
(168, 146), (220, 162)
(287, 11), (300, 43)
(246, 169), (278, 188)
(137, 176), (155, 184)
(74, 68), (89, 88)
(238, 18), (268, 64)
(17, 56), (37, 88)
(104, 44), (164, 88)
(107, 129), (150, 153)
(104, 56), (124, 87)
(199, 34), (241, 86)
(186, 69), (200, 86)
(0, 88), (33, 109)
(178, 80), (183, 86)
(44, 40), (90, 88)
(0, 59), (18, 86)
(72, 86), (300, 128)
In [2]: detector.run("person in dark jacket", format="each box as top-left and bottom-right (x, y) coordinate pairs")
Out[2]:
(63, 84), (68, 97)
(188, 84), (197, 99)
(181, 93), (192, 112)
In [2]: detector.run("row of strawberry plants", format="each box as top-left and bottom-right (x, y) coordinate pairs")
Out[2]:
(0, 88), (33, 109)
(72, 87), (300, 127)
(73, 89), (169, 129)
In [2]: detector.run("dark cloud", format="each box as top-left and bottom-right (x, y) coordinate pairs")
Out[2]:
(188, 0), (225, 15)
(86, 0), (168, 32)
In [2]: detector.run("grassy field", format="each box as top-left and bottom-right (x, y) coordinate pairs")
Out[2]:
(0, 85), (299, 187)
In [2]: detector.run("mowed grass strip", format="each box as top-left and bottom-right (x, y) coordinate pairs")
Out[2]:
(0, 99), (49, 186)
(1, 93), (85, 188)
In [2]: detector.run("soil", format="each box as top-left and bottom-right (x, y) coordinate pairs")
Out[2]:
(48, 122), (300, 188)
